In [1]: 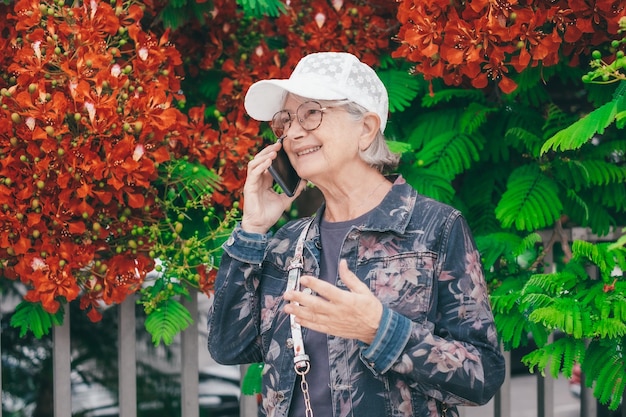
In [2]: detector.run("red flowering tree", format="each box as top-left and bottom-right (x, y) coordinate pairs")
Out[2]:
(0, 0), (240, 344)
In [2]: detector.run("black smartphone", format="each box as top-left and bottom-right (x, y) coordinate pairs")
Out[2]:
(268, 141), (301, 197)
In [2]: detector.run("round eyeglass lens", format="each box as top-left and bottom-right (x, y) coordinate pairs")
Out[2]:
(297, 101), (324, 131)
(271, 110), (291, 139)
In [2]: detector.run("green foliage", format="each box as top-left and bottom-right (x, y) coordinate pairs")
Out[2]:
(159, 158), (222, 203)
(492, 237), (626, 408)
(400, 166), (456, 203)
(523, 336), (586, 379)
(144, 298), (194, 345)
(609, 227), (626, 250)
(378, 63), (425, 113)
(421, 88), (485, 108)
(10, 301), (64, 338)
(159, 0), (217, 28)
(495, 165), (563, 232)
(238, 0), (286, 18)
(541, 81), (626, 153)
(581, 340), (626, 410)
(135, 159), (238, 342)
(241, 363), (265, 395)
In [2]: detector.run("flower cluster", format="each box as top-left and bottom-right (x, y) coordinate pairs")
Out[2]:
(393, 0), (625, 93)
(0, 0), (227, 322)
(168, 0), (399, 168)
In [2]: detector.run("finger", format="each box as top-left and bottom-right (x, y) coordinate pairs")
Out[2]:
(248, 142), (281, 169)
(298, 275), (344, 301)
(337, 260), (370, 294)
(247, 152), (275, 173)
(283, 285), (323, 306)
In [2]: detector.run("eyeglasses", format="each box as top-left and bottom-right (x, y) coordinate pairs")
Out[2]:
(270, 101), (331, 139)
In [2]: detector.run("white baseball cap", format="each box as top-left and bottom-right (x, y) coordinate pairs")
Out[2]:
(244, 52), (389, 133)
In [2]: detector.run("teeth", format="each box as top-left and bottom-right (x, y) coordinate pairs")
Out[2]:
(297, 146), (320, 156)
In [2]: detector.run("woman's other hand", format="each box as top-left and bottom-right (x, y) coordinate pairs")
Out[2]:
(283, 259), (383, 344)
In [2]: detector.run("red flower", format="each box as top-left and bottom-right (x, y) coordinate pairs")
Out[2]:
(394, 0), (625, 93)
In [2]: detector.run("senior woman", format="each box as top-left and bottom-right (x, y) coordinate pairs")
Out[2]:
(208, 52), (505, 417)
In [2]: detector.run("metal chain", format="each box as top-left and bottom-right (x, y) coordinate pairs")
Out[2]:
(297, 365), (314, 417)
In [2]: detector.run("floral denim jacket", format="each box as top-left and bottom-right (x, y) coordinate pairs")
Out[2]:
(208, 176), (506, 417)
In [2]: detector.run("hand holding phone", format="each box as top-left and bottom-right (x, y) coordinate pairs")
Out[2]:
(268, 140), (301, 197)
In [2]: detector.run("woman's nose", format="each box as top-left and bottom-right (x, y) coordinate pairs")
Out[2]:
(285, 117), (306, 140)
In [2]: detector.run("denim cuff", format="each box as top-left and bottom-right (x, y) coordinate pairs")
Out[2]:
(360, 307), (411, 375)
(222, 223), (271, 264)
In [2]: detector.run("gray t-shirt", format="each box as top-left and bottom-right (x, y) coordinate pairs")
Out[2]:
(288, 212), (371, 416)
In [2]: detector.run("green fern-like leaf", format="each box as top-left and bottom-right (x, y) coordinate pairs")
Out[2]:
(616, 109), (626, 129)
(495, 165), (563, 231)
(456, 170), (502, 234)
(608, 227), (626, 251)
(563, 188), (590, 225)
(414, 131), (483, 178)
(522, 272), (576, 297)
(542, 103), (579, 140)
(466, 200), (502, 235)
(504, 127), (543, 158)
(585, 160), (626, 185)
(159, 159), (221, 203)
(475, 232), (524, 270)
(522, 337), (586, 378)
(576, 197), (616, 236)
(519, 293), (555, 310)
(516, 233), (543, 257)
(507, 65), (552, 107)
(571, 241), (610, 277)
(402, 166), (455, 203)
(406, 108), (463, 150)
(584, 342), (626, 410)
(592, 317), (626, 338)
(598, 181), (626, 211)
(585, 82), (621, 108)
(582, 341), (614, 385)
(10, 301), (64, 338)
(237, 0), (286, 17)
(492, 309), (529, 349)
(459, 102), (495, 134)
(378, 67), (424, 113)
(145, 299), (194, 345)
(541, 84), (626, 153)
(554, 160), (592, 191)
(386, 140), (413, 155)
(490, 276), (528, 311)
(421, 88), (485, 108)
(525, 295), (595, 340)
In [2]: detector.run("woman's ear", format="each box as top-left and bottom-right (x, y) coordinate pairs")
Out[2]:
(359, 112), (380, 151)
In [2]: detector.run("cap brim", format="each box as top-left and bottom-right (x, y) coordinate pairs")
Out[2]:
(244, 78), (347, 122)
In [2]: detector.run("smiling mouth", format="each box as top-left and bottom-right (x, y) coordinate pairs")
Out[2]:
(296, 146), (321, 157)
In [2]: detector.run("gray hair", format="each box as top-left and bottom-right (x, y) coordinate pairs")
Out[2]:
(339, 101), (400, 173)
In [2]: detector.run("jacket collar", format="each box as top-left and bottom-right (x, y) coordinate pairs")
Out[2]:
(311, 175), (416, 235)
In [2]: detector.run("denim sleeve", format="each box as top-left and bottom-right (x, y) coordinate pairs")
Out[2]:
(359, 306), (412, 374)
(222, 223), (272, 264)
(207, 224), (271, 365)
